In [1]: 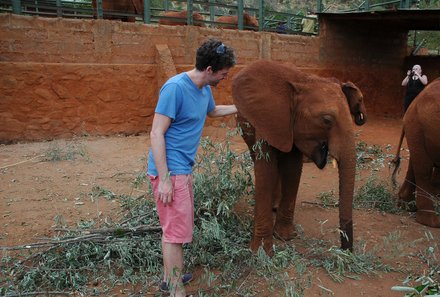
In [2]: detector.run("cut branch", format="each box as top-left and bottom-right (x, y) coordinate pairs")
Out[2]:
(1, 225), (161, 251)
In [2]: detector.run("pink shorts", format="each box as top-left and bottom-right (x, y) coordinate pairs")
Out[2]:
(149, 174), (194, 244)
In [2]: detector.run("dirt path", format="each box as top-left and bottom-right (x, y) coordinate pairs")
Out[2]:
(1, 115), (439, 296)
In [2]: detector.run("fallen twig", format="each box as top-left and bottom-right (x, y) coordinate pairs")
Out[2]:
(301, 201), (338, 207)
(0, 234), (102, 250)
(0, 154), (44, 170)
(54, 225), (162, 235)
(3, 291), (70, 297)
(18, 245), (59, 265)
(1, 225), (162, 251)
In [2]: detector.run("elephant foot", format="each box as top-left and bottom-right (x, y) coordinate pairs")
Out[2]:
(273, 221), (297, 241)
(250, 235), (274, 257)
(416, 210), (440, 228)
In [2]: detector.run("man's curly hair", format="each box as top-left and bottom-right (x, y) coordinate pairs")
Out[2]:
(195, 38), (236, 72)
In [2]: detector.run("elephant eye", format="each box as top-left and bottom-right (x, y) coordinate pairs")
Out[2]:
(322, 115), (334, 128)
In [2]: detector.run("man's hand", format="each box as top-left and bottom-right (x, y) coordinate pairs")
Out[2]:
(158, 176), (173, 206)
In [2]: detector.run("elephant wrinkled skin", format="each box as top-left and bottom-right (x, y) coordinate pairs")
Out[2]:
(92, 0), (143, 22)
(232, 60), (367, 256)
(159, 10), (204, 26)
(216, 12), (259, 30)
(399, 78), (440, 227)
(92, 1), (204, 25)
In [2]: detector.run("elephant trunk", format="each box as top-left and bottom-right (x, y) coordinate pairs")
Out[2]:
(336, 136), (356, 251)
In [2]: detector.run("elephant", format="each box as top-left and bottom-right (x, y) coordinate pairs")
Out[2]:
(232, 60), (367, 256)
(92, 0), (142, 22)
(397, 77), (440, 227)
(216, 12), (259, 30)
(158, 10), (205, 26)
(92, 1), (204, 25)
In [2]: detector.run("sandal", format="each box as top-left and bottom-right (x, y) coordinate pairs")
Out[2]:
(159, 273), (193, 293)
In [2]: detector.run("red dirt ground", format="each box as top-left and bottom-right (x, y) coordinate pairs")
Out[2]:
(1, 115), (439, 296)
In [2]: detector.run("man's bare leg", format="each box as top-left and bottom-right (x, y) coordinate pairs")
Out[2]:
(162, 240), (186, 297)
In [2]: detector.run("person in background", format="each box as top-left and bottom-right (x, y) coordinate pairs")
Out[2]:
(401, 64), (428, 112)
(147, 38), (236, 297)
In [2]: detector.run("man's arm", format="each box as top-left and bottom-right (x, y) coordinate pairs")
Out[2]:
(208, 104), (237, 117)
(150, 113), (173, 205)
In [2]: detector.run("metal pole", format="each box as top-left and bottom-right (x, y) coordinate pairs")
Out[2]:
(187, 0), (193, 25)
(97, 0), (103, 19)
(143, 0), (151, 24)
(258, 0), (263, 31)
(317, 0), (322, 13)
(209, 0), (215, 25)
(237, 0), (243, 30)
(364, 0), (370, 10)
(12, 0), (22, 14)
(56, 0), (62, 17)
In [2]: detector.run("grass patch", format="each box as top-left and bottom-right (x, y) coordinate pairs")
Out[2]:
(316, 190), (338, 208)
(43, 140), (89, 162)
(391, 231), (439, 296)
(355, 141), (394, 171)
(354, 174), (400, 213)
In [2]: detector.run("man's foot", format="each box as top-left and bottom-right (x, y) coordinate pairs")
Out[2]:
(159, 273), (193, 293)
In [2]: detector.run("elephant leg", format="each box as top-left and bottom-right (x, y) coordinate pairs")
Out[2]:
(272, 178), (281, 212)
(415, 177), (440, 228)
(408, 145), (440, 227)
(273, 147), (303, 241)
(414, 168), (440, 227)
(398, 158), (417, 211)
(251, 146), (279, 256)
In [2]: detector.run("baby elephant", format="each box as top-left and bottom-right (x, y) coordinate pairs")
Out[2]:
(398, 78), (440, 227)
(233, 60), (367, 256)
(216, 12), (259, 30)
(159, 10), (204, 26)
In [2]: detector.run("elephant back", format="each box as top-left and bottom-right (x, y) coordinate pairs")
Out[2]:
(232, 60), (298, 152)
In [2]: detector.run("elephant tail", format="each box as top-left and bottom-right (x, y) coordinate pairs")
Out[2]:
(390, 128), (405, 187)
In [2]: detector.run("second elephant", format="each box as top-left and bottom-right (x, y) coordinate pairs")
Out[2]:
(398, 78), (440, 227)
(232, 60), (367, 256)
(216, 12), (259, 30)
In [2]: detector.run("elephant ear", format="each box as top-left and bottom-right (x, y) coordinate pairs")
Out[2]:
(341, 81), (367, 126)
(233, 73), (295, 153)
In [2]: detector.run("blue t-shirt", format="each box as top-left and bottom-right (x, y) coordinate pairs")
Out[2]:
(147, 73), (216, 176)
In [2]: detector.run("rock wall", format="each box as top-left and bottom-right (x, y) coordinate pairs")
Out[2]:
(0, 14), (320, 143)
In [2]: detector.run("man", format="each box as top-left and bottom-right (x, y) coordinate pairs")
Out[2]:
(401, 64), (428, 112)
(147, 38), (236, 297)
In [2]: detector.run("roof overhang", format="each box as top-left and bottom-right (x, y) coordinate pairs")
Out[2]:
(318, 10), (440, 31)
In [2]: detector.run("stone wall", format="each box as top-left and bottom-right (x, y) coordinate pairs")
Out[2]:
(0, 14), (321, 143)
